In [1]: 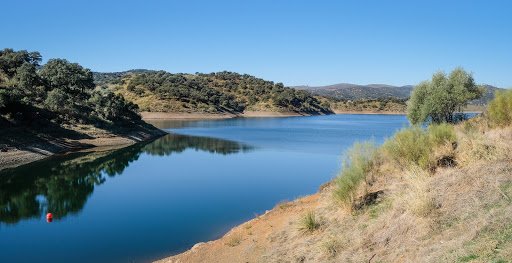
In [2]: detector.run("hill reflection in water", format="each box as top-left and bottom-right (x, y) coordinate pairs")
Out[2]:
(0, 133), (252, 225)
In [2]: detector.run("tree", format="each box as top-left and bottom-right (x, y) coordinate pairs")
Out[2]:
(39, 59), (95, 95)
(407, 67), (483, 125)
(0, 48), (41, 78)
(44, 89), (72, 112)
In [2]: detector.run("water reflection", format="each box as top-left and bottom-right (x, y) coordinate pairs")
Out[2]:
(0, 134), (252, 225)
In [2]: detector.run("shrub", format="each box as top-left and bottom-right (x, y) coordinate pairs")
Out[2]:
(333, 141), (379, 206)
(44, 89), (72, 112)
(297, 211), (319, 233)
(322, 237), (340, 257)
(383, 123), (456, 170)
(225, 234), (243, 247)
(488, 89), (512, 126)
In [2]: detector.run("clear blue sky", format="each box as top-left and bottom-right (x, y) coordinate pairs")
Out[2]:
(2, 0), (511, 88)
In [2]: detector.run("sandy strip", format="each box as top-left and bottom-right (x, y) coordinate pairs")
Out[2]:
(140, 112), (238, 120)
(141, 111), (314, 120)
(334, 110), (406, 115)
(0, 129), (167, 171)
(333, 110), (482, 115)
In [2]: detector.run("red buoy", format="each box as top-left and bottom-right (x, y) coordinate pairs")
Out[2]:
(47, 213), (53, 219)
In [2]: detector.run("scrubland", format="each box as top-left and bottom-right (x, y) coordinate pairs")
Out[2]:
(159, 90), (512, 263)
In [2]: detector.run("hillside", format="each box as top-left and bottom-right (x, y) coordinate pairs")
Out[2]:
(295, 83), (503, 106)
(93, 69), (151, 86)
(331, 97), (407, 114)
(94, 71), (333, 116)
(292, 83), (414, 100)
(159, 100), (512, 263)
(0, 48), (165, 169)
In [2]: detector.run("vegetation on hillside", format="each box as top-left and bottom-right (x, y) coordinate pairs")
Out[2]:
(298, 84), (414, 100)
(95, 70), (333, 115)
(300, 83), (500, 109)
(330, 97), (407, 113)
(0, 48), (141, 126)
(92, 69), (150, 86)
(407, 67), (484, 124)
(0, 48), (158, 155)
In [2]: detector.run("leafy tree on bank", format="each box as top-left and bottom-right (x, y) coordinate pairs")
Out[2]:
(39, 59), (95, 95)
(407, 67), (483, 125)
(0, 48), (140, 124)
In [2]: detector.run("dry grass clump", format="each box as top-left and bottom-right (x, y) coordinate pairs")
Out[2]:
(403, 166), (436, 217)
(296, 211), (319, 234)
(333, 141), (380, 208)
(225, 234), (243, 247)
(321, 236), (340, 257)
(456, 125), (512, 166)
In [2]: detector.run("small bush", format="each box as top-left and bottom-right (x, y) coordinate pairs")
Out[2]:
(333, 141), (379, 206)
(488, 89), (512, 126)
(383, 123), (456, 170)
(225, 234), (243, 247)
(297, 211), (318, 233)
(322, 237), (340, 257)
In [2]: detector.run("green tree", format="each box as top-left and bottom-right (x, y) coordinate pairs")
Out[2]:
(44, 89), (72, 112)
(0, 48), (41, 78)
(407, 67), (483, 125)
(39, 59), (95, 95)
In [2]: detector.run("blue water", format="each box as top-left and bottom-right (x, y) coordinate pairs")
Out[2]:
(0, 114), (408, 263)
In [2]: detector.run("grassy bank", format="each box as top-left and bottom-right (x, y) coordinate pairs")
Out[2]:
(160, 90), (512, 263)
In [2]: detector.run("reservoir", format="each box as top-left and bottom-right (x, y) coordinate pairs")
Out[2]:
(0, 114), (408, 263)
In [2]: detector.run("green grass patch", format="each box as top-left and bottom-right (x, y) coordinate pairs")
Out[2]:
(459, 254), (478, 262)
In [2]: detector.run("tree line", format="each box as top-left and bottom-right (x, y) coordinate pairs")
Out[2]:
(0, 48), (141, 125)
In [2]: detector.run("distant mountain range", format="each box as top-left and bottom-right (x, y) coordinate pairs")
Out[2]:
(291, 83), (503, 105)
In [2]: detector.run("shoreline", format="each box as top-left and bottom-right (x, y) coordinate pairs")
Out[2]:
(333, 110), (483, 115)
(140, 111), (318, 120)
(155, 191), (324, 263)
(0, 128), (167, 171)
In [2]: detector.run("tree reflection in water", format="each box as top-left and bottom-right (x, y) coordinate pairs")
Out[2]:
(0, 133), (252, 225)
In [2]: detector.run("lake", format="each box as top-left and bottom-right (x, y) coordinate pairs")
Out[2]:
(0, 114), (408, 263)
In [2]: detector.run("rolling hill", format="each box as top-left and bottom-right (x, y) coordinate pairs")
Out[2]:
(292, 84), (414, 100)
(293, 83), (503, 106)
(94, 70), (333, 116)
